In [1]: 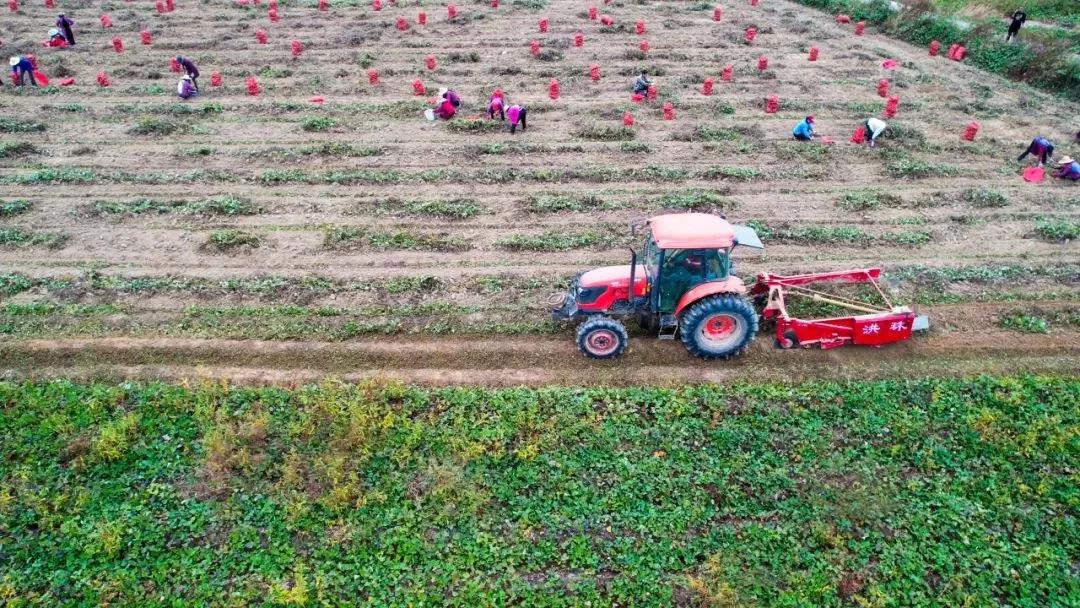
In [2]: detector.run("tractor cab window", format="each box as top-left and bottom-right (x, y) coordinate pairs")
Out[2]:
(656, 248), (730, 312)
(644, 238), (661, 277)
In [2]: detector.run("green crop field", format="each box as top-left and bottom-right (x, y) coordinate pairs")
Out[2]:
(1, 377), (1076, 606)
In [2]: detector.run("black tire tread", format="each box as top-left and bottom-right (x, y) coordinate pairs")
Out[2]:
(576, 317), (629, 360)
(680, 294), (758, 360)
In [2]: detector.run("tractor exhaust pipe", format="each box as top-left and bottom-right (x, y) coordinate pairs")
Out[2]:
(628, 247), (637, 305)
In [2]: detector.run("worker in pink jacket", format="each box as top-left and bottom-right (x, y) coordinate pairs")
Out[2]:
(506, 104), (527, 134)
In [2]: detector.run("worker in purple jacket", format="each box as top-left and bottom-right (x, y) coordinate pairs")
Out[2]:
(1017, 136), (1054, 166)
(175, 55), (200, 92)
(56, 14), (75, 46)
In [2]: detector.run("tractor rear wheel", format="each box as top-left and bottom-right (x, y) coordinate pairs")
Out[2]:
(680, 294), (757, 359)
(576, 317), (628, 359)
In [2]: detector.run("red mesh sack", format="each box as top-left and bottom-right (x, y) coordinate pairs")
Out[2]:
(639, 40), (649, 53)
(97, 72), (110, 87)
(100, 14), (112, 28)
(962, 122), (979, 141)
(548, 78), (559, 100)
(447, 3), (457, 19)
(417, 11), (426, 24)
(623, 112), (634, 126)
(721, 65), (733, 81)
(412, 79), (425, 95)
(246, 76), (260, 96)
(256, 29), (268, 43)
(662, 102), (674, 120)
(713, 6), (721, 21)
(877, 79), (889, 98)
(425, 54), (436, 69)
(855, 21), (864, 35)
(635, 19), (645, 35)
(112, 36), (123, 53)
(140, 31), (152, 45)
(367, 69), (379, 85)
(588, 6), (597, 20)
(291, 39), (303, 57)
(396, 16), (408, 30)
(765, 95), (779, 113)
(929, 40), (939, 56)
(574, 31), (584, 47)
(808, 46), (818, 61)
(530, 39), (540, 56)
(539, 18), (548, 33)
(589, 63), (600, 81)
(210, 71), (222, 86)
(851, 126), (866, 144)
(702, 77), (714, 96)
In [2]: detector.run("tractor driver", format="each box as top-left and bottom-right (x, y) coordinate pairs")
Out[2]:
(660, 250), (720, 309)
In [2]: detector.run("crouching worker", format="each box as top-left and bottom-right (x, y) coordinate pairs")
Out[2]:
(1017, 136), (1054, 166)
(507, 104), (527, 134)
(864, 117), (887, 148)
(45, 28), (68, 47)
(1053, 156), (1080, 181)
(9, 56), (37, 87)
(632, 71), (652, 95)
(488, 90), (505, 120)
(792, 115), (815, 141)
(433, 88), (460, 120)
(177, 74), (197, 99)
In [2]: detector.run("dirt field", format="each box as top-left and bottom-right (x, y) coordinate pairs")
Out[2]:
(0, 0), (1077, 384)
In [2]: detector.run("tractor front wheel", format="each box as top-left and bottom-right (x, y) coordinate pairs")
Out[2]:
(680, 294), (758, 359)
(576, 317), (628, 359)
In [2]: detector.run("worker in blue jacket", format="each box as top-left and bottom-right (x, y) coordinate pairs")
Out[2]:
(792, 116), (815, 141)
(8, 56), (37, 87)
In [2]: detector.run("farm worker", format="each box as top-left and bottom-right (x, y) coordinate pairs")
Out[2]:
(9, 56), (37, 87)
(177, 75), (197, 99)
(864, 117), (887, 148)
(56, 14), (75, 46)
(46, 28), (68, 47)
(632, 71), (652, 95)
(792, 116), (815, 141)
(1005, 7), (1026, 42)
(488, 91), (505, 120)
(506, 104), (527, 134)
(175, 55), (200, 91)
(1017, 136), (1054, 166)
(1052, 156), (1080, 181)
(432, 87), (460, 120)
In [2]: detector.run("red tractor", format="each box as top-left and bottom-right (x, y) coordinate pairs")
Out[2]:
(551, 213), (928, 359)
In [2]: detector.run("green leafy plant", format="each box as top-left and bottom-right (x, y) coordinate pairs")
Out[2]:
(0, 200), (32, 217)
(837, 189), (904, 211)
(573, 125), (636, 141)
(1033, 218), (1077, 242)
(300, 117), (338, 132)
(204, 229), (263, 251)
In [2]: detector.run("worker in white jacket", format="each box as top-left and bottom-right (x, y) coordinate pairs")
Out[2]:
(864, 117), (888, 148)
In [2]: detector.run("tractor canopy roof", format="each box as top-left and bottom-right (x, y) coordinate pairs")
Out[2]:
(648, 213), (736, 249)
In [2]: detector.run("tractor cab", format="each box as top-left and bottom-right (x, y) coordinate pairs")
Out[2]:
(552, 213), (764, 359)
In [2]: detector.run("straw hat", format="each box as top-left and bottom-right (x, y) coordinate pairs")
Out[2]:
(1059, 156), (1075, 166)
(49, 28), (60, 37)
(9, 57), (20, 67)
(182, 75), (191, 80)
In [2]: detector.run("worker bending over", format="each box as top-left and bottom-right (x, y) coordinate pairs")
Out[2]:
(8, 56), (37, 86)
(175, 56), (200, 92)
(488, 90), (505, 120)
(507, 104), (527, 134)
(1017, 136), (1054, 166)
(864, 117), (887, 148)
(433, 88), (461, 120)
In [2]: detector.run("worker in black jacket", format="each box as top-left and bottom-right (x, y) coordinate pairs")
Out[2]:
(1006, 8), (1026, 42)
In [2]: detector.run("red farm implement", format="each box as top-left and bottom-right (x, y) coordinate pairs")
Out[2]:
(751, 268), (929, 350)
